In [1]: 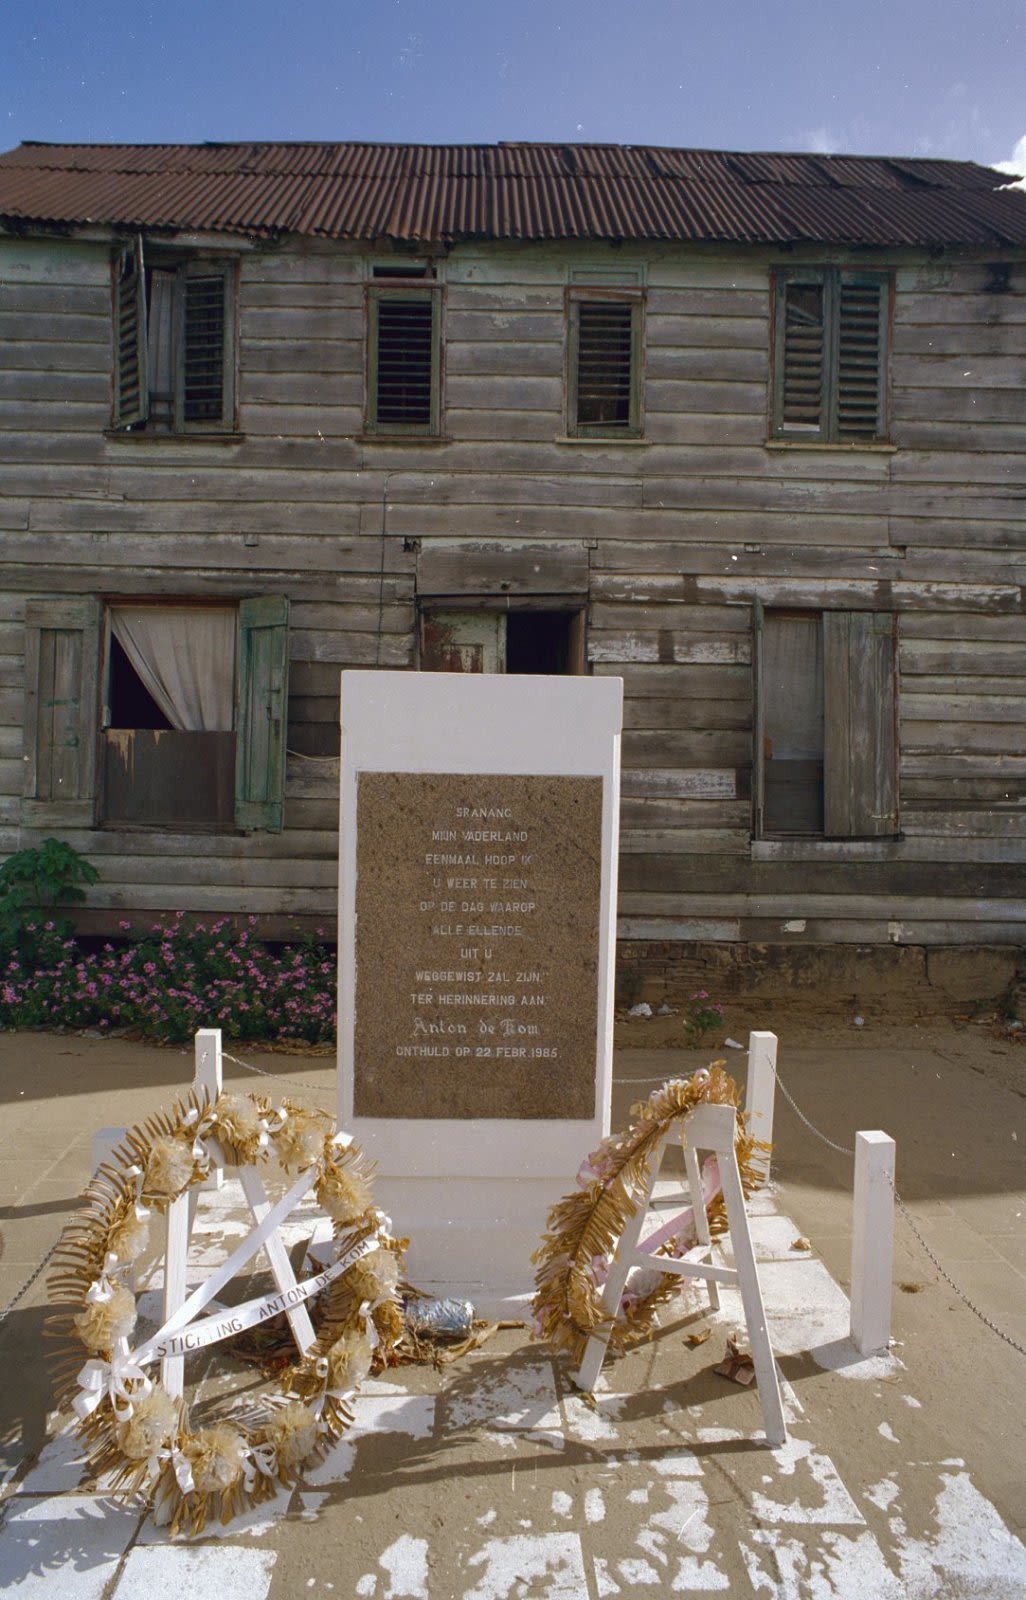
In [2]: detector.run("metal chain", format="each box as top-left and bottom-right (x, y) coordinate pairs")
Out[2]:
(889, 1183), (1026, 1357)
(769, 1062), (856, 1158)
(768, 1059), (1026, 1357)
(0, 1240), (58, 1329)
(222, 1050), (334, 1096)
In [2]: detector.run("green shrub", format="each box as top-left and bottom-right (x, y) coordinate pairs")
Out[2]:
(0, 838), (98, 955)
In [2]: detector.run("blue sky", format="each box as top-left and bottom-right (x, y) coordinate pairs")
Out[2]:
(2, 0), (1024, 173)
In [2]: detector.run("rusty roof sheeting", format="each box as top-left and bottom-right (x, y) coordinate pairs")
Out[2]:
(1, 140), (1024, 248)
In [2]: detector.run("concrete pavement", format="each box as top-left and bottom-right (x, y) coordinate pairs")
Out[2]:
(0, 1029), (1023, 1597)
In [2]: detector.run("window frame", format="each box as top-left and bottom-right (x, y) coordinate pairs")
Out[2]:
(365, 277), (443, 437)
(22, 594), (288, 834)
(566, 286), (644, 439)
(770, 266), (891, 445)
(753, 602), (898, 841)
(110, 236), (239, 437)
(418, 602), (588, 676)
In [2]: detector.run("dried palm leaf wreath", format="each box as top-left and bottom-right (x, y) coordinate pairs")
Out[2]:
(532, 1065), (768, 1370)
(48, 1090), (406, 1537)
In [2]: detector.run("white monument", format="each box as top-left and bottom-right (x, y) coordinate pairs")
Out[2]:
(337, 670), (622, 1314)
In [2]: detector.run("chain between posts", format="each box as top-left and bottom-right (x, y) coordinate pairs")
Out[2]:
(768, 1061), (856, 1158)
(766, 1057), (1026, 1358)
(222, 1049), (335, 1096)
(887, 1186), (1026, 1357)
(0, 1241), (58, 1329)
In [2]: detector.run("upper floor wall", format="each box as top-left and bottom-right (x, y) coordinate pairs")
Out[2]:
(3, 232), (1026, 500)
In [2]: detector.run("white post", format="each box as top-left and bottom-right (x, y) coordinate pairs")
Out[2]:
(161, 1192), (191, 1398)
(745, 1031), (777, 1181)
(850, 1130), (895, 1356)
(194, 1027), (223, 1101)
(195, 1028), (224, 1191)
(161, 1031), (226, 1396)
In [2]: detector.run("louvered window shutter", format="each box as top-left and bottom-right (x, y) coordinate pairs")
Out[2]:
(177, 263), (235, 431)
(778, 278), (825, 434)
(23, 597), (100, 825)
(575, 301), (636, 430)
(370, 289), (438, 430)
(235, 596), (289, 832)
(823, 611), (898, 837)
(836, 275), (886, 440)
(113, 237), (149, 429)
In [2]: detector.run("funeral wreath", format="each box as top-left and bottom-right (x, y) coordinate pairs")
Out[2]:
(49, 1089), (405, 1536)
(532, 1065), (767, 1368)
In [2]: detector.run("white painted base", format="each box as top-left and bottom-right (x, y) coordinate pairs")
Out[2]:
(372, 1172), (559, 1317)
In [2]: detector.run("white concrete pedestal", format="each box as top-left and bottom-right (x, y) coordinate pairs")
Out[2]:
(337, 671), (622, 1315)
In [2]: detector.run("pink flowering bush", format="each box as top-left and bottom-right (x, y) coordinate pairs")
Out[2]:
(682, 989), (724, 1048)
(0, 914), (336, 1045)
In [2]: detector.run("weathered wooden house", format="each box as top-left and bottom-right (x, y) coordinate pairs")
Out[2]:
(0, 141), (1024, 985)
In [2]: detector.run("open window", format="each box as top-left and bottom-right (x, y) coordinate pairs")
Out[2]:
(112, 236), (238, 434)
(366, 264), (441, 435)
(567, 288), (643, 438)
(753, 606), (897, 838)
(21, 596), (288, 832)
(771, 267), (890, 443)
(420, 608), (586, 675)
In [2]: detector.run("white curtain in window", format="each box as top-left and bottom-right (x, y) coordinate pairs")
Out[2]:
(110, 605), (236, 731)
(147, 268), (176, 422)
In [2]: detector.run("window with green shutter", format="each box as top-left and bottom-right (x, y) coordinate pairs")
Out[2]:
(23, 596), (288, 833)
(772, 268), (889, 443)
(111, 238), (238, 435)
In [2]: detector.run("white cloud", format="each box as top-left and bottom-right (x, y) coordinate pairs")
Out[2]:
(803, 126), (840, 155)
(993, 134), (1026, 187)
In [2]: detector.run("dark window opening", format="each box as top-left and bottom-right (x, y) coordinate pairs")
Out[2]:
(107, 634), (171, 730)
(569, 293), (641, 437)
(375, 298), (434, 426)
(367, 278), (440, 434)
(506, 612), (573, 674)
(182, 274), (227, 422)
(576, 301), (634, 427)
(372, 263), (436, 280)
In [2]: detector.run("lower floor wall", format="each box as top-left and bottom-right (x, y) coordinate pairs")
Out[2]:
(615, 938), (1024, 1012)
(3, 554), (1025, 952)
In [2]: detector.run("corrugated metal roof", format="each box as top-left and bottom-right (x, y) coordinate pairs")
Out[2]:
(1, 140), (1024, 247)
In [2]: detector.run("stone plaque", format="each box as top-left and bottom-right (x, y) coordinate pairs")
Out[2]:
(354, 772), (602, 1119)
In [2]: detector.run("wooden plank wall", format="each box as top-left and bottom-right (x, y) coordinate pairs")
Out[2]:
(0, 236), (1023, 944)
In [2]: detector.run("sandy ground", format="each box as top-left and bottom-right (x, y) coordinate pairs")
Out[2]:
(0, 1015), (1024, 1597)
